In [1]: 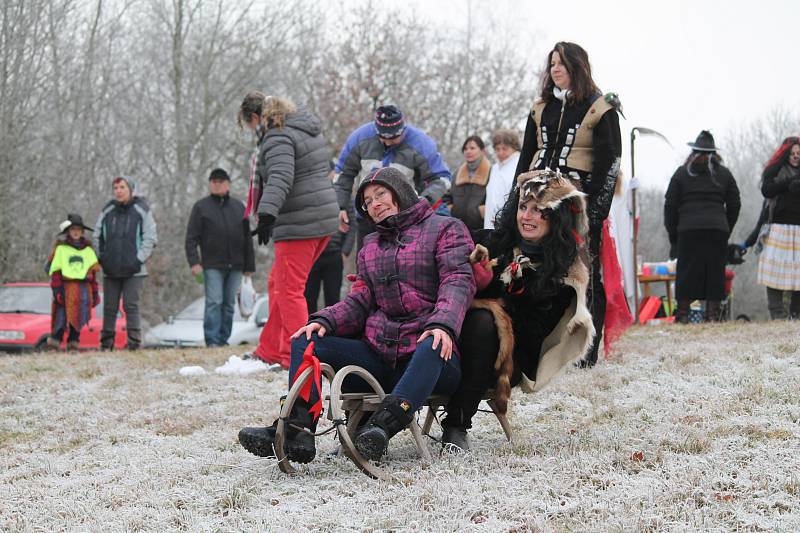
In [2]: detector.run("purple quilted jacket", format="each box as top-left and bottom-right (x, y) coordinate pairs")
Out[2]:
(310, 199), (475, 366)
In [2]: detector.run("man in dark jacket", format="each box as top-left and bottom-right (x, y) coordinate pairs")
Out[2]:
(185, 168), (255, 346)
(95, 176), (158, 350)
(334, 105), (452, 251)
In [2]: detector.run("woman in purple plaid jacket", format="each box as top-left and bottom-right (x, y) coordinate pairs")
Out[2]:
(238, 167), (476, 463)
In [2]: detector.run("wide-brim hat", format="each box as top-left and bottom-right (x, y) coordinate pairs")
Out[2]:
(687, 130), (718, 152)
(355, 167), (419, 220)
(59, 213), (93, 234)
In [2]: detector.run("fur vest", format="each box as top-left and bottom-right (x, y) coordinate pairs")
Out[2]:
(469, 246), (593, 414)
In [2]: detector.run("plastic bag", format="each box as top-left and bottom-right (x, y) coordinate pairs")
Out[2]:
(238, 276), (257, 318)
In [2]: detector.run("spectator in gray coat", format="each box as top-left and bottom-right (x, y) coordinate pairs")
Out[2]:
(238, 92), (339, 368)
(95, 176), (157, 350)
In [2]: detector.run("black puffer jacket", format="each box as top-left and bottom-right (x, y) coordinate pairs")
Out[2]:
(185, 193), (255, 271)
(664, 159), (741, 244)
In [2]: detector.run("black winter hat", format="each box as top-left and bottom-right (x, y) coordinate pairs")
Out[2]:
(687, 130), (718, 152)
(208, 168), (230, 181)
(374, 105), (406, 139)
(355, 167), (419, 220)
(58, 213), (93, 234)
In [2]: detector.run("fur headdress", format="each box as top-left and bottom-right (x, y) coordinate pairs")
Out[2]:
(516, 169), (588, 239)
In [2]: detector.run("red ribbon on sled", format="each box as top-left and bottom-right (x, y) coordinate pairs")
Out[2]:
(293, 341), (323, 421)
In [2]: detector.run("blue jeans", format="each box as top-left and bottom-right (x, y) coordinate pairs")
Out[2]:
(289, 333), (461, 410)
(203, 269), (242, 346)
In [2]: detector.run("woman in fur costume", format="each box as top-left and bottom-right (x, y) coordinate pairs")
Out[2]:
(441, 169), (594, 451)
(46, 214), (100, 351)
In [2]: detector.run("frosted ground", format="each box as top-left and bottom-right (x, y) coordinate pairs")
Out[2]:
(1, 321), (799, 532)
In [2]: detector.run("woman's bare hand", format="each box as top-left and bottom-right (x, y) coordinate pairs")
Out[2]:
(291, 322), (327, 340)
(417, 328), (453, 360)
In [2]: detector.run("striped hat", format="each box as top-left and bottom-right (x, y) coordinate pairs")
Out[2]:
(374, 105), (406, 139)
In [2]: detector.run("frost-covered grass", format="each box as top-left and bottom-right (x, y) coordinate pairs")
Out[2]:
(1, 321), (799, 532)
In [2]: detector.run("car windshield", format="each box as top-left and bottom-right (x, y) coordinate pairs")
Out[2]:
(175, 297), (246, 321)
(0, 286), (52, 314)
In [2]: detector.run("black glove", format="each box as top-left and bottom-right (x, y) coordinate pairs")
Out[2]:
(789, 180), (800, 193)
(252, 214), (275, 246)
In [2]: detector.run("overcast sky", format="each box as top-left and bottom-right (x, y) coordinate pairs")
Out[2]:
(405, 0), (800, 190)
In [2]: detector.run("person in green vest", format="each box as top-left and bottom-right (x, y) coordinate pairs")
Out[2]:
(46, 214), (100, 351)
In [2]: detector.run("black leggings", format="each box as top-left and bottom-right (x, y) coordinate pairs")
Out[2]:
(444, 309), (500, 429)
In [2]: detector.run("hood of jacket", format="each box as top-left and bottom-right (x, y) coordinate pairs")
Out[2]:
(373, 198), (432, 236)
(282, 107), (321, 137)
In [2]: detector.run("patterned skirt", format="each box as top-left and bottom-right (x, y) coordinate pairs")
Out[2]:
(757, 223), (800, 290)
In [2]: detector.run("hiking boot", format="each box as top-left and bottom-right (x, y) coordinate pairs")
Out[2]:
(66, 340), (80, 352)
(238, 421), (278, 457)
(441, 425), (470, 453)
(354, 395), (415, 461)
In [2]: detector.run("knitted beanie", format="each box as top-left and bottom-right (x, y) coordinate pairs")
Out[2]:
(355, 167), (419, 219)
(373, 105), (406, 139)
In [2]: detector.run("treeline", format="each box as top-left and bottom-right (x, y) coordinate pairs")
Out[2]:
(0, 0), (538, 322)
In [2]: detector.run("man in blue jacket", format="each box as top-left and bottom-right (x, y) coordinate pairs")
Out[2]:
(185, 168), (255, 346)
(334, 105), (451, 250)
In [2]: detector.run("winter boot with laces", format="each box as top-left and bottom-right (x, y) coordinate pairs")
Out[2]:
(354, 395), (415, 461)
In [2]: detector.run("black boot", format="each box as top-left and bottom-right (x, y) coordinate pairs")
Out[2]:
(238, 420), (278, 457)
(442, 426), (470, 452)
(675, 299), (690, 324)
(238, 395), (286, 457)
(441, 406), (471, 452)
(100, 330), (115, 351)
(238, 397), (318, 463)
(282, 399), (318, 464)
(354, 395), (414, 461)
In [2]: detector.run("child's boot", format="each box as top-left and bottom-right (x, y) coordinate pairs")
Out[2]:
(46, 337), (61, 351)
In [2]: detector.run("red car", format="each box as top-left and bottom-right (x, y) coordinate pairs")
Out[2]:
(0, 282), (127, 351)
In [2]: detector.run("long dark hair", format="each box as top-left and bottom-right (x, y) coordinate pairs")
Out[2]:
(539, 42), (600, 105)
(490, 186), (580, 297)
